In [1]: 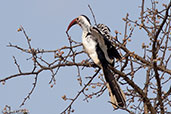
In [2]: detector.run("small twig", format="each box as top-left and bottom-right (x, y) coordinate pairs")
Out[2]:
(7, 43), (28, 53)
(83, 85), (106, 101)
(13, 56), (22, 73)
(88, 4), (97, 26)
(76, 65), (82, 86)
(20, 74), (38, 107)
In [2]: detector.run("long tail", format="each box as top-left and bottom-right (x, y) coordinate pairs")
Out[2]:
(102, 66), (126, 109)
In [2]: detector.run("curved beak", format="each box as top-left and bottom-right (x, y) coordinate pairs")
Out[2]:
(66, 18), (78, 32)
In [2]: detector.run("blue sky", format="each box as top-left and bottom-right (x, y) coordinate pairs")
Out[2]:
(0, 0), (161, 114)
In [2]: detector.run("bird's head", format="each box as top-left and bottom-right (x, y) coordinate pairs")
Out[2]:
(66, 15), (91, 32)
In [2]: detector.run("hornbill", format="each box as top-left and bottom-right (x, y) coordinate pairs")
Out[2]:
(66, 15), (126, 108)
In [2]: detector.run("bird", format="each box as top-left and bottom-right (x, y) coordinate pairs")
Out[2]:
(66, 15), (126, 109)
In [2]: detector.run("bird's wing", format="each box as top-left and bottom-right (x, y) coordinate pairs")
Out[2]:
(90, 26), (121, 61)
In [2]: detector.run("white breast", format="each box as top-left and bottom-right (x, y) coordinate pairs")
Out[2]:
(82, 32), (100, 66)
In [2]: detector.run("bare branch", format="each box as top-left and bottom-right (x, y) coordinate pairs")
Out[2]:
(60, 68), (100, 114)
